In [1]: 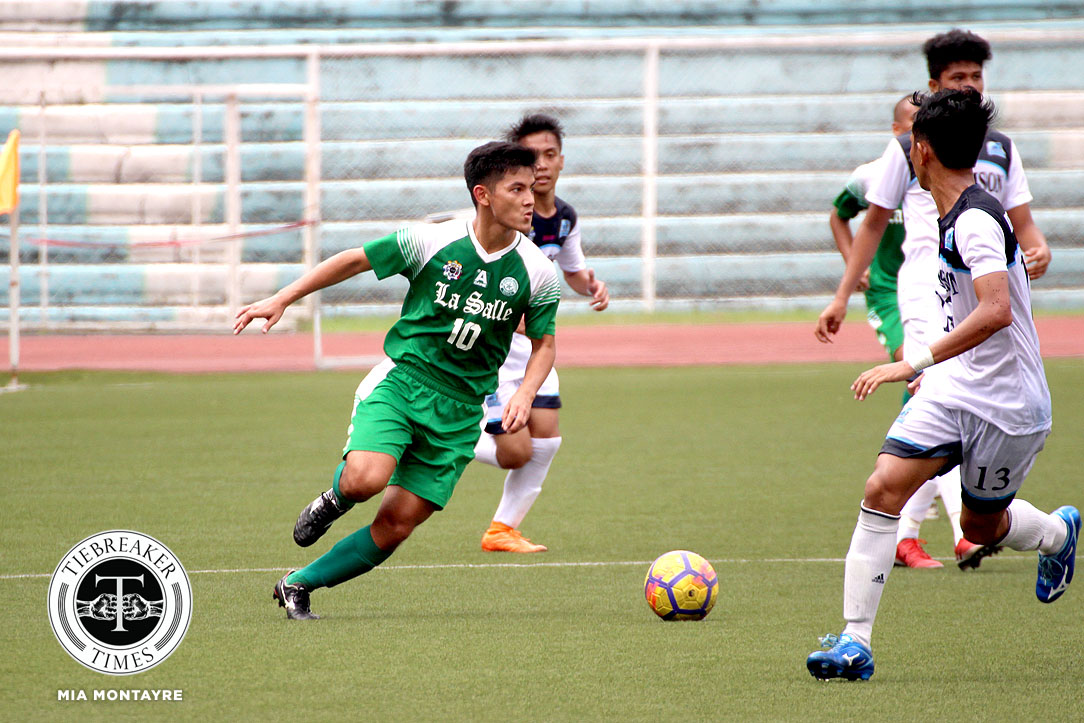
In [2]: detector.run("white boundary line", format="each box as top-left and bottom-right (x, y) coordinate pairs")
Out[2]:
(0, 554), (1045, 581)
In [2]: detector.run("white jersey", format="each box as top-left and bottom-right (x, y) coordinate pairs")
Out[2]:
(865, 130), (1032, 346)
(916, 185), (1051, 436)
(845, 158), (883, 203)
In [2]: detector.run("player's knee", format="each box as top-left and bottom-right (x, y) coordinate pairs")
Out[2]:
(862, 471), (907, 516)
(339, 458), (389, 501)
(494, 434), (533, 469)
(496, 446), (531, 469)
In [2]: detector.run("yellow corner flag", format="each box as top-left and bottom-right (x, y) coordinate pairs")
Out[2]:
(0, 129), (20, 216)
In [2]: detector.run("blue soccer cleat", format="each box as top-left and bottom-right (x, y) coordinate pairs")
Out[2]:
(1036, 506), (1081, 604)
(806, 633), (875, 681)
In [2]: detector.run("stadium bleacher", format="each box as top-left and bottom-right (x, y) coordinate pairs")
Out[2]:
(2, 0), (1083, 324)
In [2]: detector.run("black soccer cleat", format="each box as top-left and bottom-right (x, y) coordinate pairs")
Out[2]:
(955, 539), (1003, 570)
(273, 571), (319, 620)
(293, 488), (348, 547)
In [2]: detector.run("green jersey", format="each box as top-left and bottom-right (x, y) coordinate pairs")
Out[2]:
(833, 159), (905, 293)
(364, 218), (561, 402)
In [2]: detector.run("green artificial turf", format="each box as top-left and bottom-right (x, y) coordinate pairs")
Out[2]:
(2, 361), (1081, 720)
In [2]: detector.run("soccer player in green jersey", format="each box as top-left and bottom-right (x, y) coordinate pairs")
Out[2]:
(830, 95), (917, 365)
(234, 141), (562, 620)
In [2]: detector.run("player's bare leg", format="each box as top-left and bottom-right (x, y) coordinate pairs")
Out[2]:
(370, 486), (438, 551)
(294, 450), (396, 547)
(482, 409), (561, 553)
(494, 427), (533, 469)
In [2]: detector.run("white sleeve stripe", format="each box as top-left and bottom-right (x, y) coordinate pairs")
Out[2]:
(530, 277), (562, 306)
(396, 227), (426, 278)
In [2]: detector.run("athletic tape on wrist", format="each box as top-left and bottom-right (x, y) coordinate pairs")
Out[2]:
(905, 345), (936, 373)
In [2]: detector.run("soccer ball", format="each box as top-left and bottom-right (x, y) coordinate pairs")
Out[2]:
(644, 550), (718, 621)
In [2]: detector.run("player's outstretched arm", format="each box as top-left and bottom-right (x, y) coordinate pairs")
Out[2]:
(1006, 204), (1052, 280)
(851, 271), (1011, 400)
(563, 268), (609, 311)
(233, 247), (372, 334)
(815, 203), (893, 343)
(828, 212), (869, 292)
(502, 334), (556, 434)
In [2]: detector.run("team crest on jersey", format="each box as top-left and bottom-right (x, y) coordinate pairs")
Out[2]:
(442, 260), (463, 281)
(474, 269), (488, 287)
(985, 140), (1007, 159)
(944, 228), (956, 253)
(499, 277), (519, 296)
(559, 219), (571, 238)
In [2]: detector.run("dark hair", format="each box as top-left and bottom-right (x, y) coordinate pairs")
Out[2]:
(505, 113), (564, 148)
(463, 141), (537, 206)
(910, 88), (996, 169)
(923, 28), (992, 81)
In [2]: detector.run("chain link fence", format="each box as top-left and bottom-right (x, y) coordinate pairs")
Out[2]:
(314, 33), (1084, 318)
(3, 31), (1083, 341)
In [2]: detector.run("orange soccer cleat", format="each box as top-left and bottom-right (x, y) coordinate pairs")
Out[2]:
(894, 538), (944, 568)
(481, 521), (548, 553)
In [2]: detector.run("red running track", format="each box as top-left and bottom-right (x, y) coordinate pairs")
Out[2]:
(11, 317), (1084, 373)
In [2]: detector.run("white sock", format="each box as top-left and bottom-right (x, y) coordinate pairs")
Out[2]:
(897, 479), (937, 543)
(935, 468), (965, 544)
(473, 433), (499, 468)
(842, 504), (900, 649)
(1000, 499), (1067, 554)
(492, 437), (561, 529)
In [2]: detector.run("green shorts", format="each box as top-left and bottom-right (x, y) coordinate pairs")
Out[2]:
(343, 361), (483, 510)
(864, 286), (903, 360)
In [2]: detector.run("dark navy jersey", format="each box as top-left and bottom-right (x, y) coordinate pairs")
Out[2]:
(897, 129), (1014, 197)
(528, 195), (586, 272)
(938, 185), (1018, 273)
(530, 196), (577, 257)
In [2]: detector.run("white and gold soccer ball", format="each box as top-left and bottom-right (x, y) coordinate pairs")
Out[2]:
(644, 550), (718, 621)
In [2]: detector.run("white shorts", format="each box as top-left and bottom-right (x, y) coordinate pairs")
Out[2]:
(882, 397), (1049, 513)
(354, 357), (395, 400)
(481, 368), (560, 435)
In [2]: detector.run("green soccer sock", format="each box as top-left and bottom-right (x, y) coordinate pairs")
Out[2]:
(900, 376), (915, 407)
(331, 460), (356, 511)
(287, 525), (393, 589)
